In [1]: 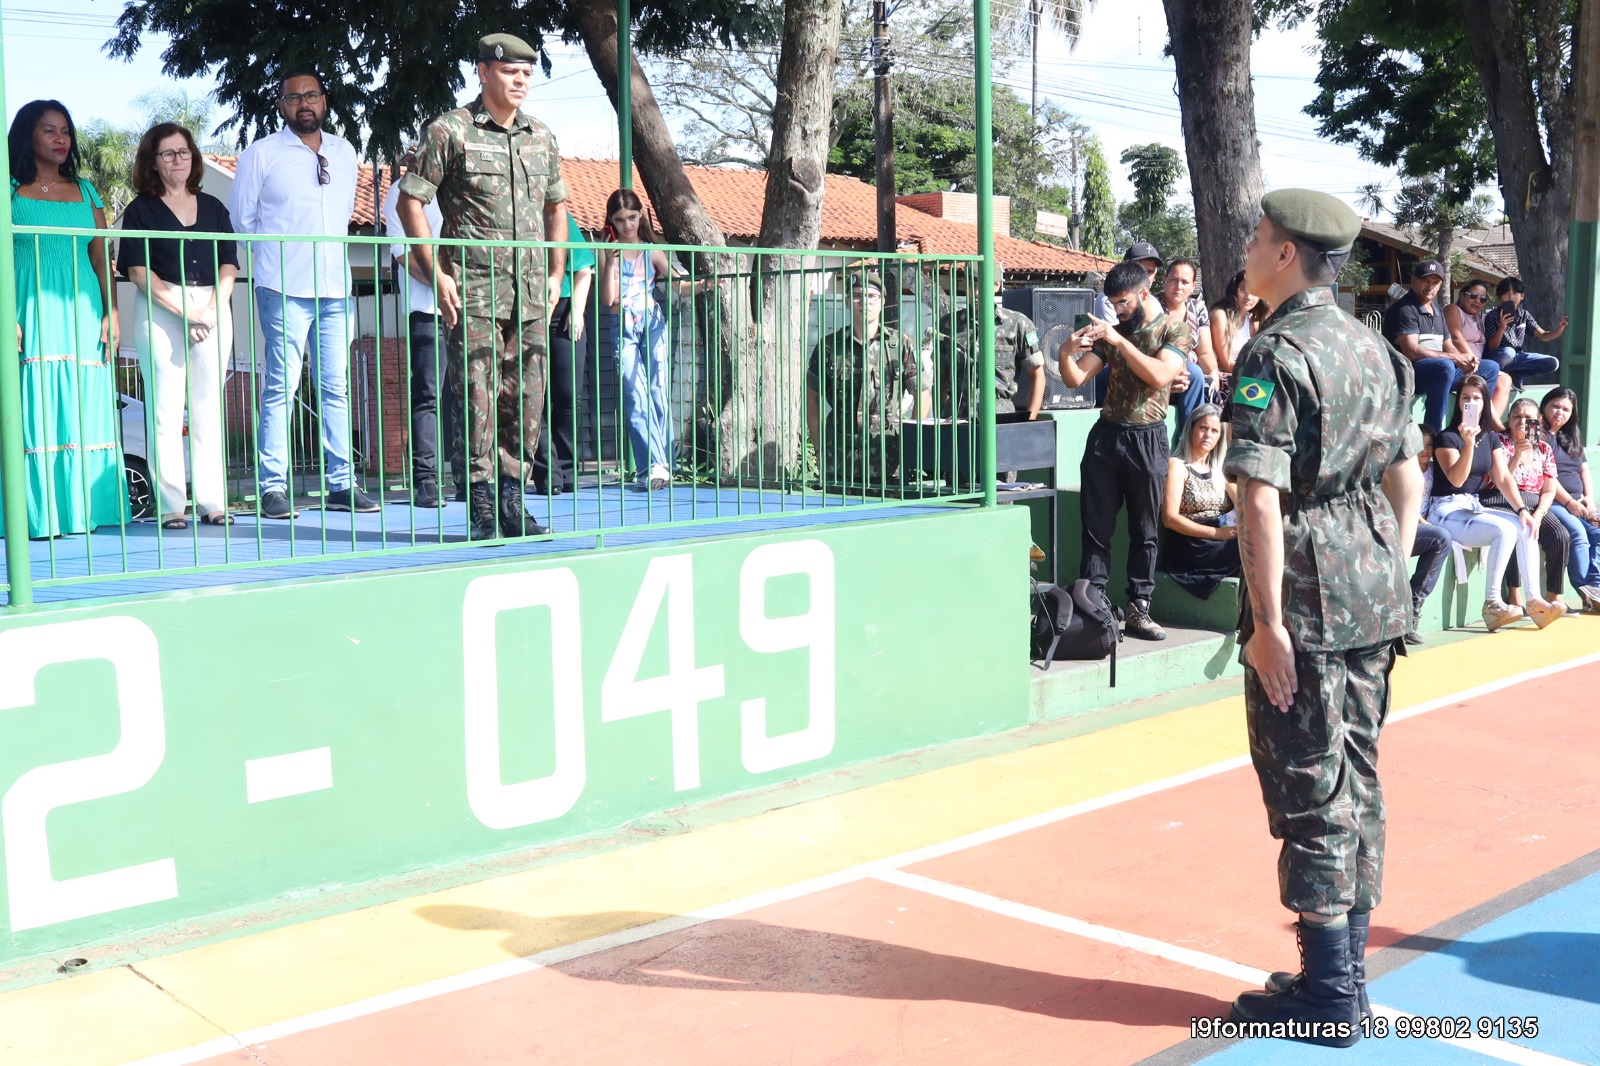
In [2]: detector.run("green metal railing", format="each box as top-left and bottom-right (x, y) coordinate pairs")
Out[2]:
(0, 225), (996, 606)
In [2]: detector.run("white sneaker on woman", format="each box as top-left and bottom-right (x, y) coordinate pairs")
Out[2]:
(1526, 598), (1567, 629)
(1482, 601), (1525, 631)
(1579, 585), (1600, 613)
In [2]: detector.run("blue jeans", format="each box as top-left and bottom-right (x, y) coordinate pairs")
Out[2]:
(1170, 359), (1206, 440)
(256, 290), (353, 494)
(1411, 521), (1451, 607)
(617, 310), (673, 475)
(1550, 505), (1600, 589)
(1484, 345), (1560, 389)
(1412, 356), (1500, 430)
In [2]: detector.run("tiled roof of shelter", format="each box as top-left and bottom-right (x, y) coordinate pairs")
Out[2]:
(207, 154), (1115, 276)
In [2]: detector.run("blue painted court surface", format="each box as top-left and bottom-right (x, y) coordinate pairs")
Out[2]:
(1202, 866), (1600, 1064)
(1, 483), (958, 604)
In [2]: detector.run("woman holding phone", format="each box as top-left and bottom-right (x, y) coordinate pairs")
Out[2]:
(1426, 375), (1561, 630)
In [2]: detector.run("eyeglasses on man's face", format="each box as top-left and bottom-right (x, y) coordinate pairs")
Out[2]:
(157, 148), (192, 163)
(282, 90), (324, 107)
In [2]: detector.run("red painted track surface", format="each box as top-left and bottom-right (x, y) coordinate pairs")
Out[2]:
(192, 662), (1600, 1066)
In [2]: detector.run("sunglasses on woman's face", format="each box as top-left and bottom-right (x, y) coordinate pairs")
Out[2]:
(1465, 292), (1487, 302)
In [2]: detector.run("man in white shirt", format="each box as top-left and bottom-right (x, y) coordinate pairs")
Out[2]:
(382, 155), (453, 508)
(229, 70), (377, 518)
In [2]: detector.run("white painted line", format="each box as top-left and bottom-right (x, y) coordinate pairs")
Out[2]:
(1373, 1006), (1583, 1066)
(244, 748), (333, 805)
(1388, 651), (1600, 725)
(122, 651), (1600, 1066)
(872, 868), (1271, 984)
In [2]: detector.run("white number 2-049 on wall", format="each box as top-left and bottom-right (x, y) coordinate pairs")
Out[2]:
(464, 540), (837, 830)
(0, 617), (178, 932)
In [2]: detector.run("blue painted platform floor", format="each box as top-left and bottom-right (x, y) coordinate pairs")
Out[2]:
(0, 482), (957, 605)
(1194, 864), (1600, 1064)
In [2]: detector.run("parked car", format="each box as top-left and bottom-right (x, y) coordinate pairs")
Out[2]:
(118, 393), (188, 520)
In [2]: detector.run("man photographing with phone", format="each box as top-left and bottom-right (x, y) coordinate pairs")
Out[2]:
(1058, 259), (1193, 641)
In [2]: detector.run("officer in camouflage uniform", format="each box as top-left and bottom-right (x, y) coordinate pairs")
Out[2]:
(935, 263), (1046, 420)
(1223, 189), (1423, 1047)
(397, 33), (568, 540)
(805, 273), (929, 488)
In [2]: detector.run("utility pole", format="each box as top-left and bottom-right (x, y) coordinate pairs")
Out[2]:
(1569, 0), (1599, 442)
(1029, 0), (1040, 127)
(873, 0), (897, 321)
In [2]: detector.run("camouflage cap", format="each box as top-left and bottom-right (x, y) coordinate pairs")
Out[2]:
(848, 272), (885, 297)
(478, 33), (538, 63)
(1261, 188), (1361, 252)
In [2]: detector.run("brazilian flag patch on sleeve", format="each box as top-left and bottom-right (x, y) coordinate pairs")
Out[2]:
(1233, 376), (1275, 410)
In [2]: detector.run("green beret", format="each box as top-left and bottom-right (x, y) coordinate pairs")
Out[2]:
(1261, 188), (1361, 252)
(478, 33), (537, 63)
(848, 272), (885, 296)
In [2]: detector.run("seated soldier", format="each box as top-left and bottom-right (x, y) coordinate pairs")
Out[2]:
(805, 272), (926, 488)
(935, 261), (1046, 422)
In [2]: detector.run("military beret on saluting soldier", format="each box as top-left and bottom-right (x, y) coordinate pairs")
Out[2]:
(1261, 188), (1362, 252)
(478, 33), (538, 63)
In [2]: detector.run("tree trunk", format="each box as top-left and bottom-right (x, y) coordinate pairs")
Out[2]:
(722, 0), (841, 476)
(1437, 228), (1455, 304)
(570, 0), (841, 478)
(1460, 0), (1575, 326)
(1161, 0), (1263, 304)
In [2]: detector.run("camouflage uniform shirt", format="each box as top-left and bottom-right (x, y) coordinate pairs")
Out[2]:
(1094, 310), (1193, 426)
(398, 97), (568, 321)
(1224, 287), (1421, 652)
(806, 324), (923, 436)
(937, 300), (1045, 413)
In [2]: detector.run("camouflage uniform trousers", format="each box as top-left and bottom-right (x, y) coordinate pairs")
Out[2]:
(446, 313), (547, 485)
(1244, 638), (1399, 917)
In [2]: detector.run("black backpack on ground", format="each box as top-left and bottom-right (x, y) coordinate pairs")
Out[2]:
(1030, 579), (1123, 685)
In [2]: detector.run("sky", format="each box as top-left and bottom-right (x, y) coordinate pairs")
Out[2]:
(1, 0), (1434, 222)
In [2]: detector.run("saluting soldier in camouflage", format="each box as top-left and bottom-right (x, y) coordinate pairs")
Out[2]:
(935, 263), (1046, 419)
(396, 33), (568, 540)
(804, 273), (931, 486)
(1224, 189), (1424, 1047)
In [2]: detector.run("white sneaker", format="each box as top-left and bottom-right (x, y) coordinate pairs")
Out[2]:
(1579, 585), (1600, 613)
(1482, 600), (1525, 631)
(648, 464), (671, 491)
(1526, 598), (1567, 629)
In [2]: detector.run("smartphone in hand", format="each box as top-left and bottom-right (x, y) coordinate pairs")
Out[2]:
(1462, 398), (1482, 427)
(1073, 312), (1091, 331)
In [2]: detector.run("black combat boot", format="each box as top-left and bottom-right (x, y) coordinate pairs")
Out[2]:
(468, 483), (499, 542)
(1231, 919), (1361, 1047)
(497, 477), (548, 538)
(1264, 910), (1371, 1027)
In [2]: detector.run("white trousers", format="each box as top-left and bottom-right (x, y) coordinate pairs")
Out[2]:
(136, 290), (231, 517)
(1433, 504), (1539, 601)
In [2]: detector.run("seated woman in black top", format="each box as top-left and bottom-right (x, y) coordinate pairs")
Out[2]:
(119, 122), (239, 529)
(1160, 404), (1239, 599)
(1540, 387), (1600, 610)
(1425, 374), (1559, 630)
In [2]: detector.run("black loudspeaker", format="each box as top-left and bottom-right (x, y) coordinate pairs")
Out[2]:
(1001, 286), (1098, 410)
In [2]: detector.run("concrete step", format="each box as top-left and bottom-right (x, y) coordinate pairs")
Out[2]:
(1029, 622), (1242, 723)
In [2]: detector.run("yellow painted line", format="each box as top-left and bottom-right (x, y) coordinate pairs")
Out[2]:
(6, 616), (1597, 1066)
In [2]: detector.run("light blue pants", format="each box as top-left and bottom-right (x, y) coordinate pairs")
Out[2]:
(617, 310), (673, 476)
(255, 290), (353, 494)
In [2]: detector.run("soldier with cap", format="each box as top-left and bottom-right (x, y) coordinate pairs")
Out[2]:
(397, 33), (568, 541)
(805, 271), (929, 487)
(935, 262), (1046, 422)
(1223, 189), (1423, 1046)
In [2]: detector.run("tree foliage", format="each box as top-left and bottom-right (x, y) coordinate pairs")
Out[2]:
(1118, 143), (1183, 222)
(108, 0), (774, 160)
(829, 76), (1074, 240)
(1079, 138), (1116, 258)
(1263, 0), (1581, 319)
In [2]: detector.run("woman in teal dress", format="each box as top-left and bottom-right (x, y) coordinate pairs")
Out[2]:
(2, 99), (125, 538)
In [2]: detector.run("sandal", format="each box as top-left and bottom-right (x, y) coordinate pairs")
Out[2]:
(200, 511), (235, 526)
(161, 515), (189, 530)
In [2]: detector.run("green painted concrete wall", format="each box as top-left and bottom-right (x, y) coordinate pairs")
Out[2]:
(0, 507), (1030, 973)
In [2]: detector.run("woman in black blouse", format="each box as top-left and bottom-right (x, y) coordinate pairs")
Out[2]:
(120, 122), (239, 528)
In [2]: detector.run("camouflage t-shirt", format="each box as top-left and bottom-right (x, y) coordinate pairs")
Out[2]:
(1094, 309), (1193, 426)
(1224, 286), (1422, 652)
(398, 96), (569, 321)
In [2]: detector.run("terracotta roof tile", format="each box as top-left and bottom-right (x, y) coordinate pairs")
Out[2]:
(207, 153), (1116, 276)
